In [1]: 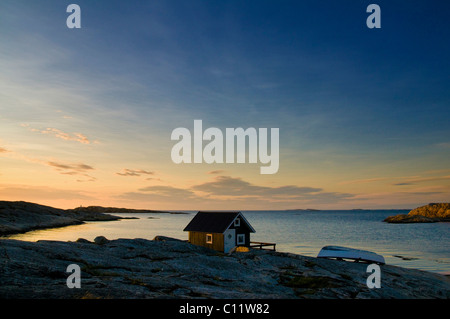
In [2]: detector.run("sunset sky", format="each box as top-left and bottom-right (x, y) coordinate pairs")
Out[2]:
(1, 1), (449, 210)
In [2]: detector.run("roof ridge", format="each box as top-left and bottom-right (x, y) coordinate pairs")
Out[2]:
(183, 211), (254, 233)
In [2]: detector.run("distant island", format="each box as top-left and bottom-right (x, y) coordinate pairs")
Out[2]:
(384, 203), (450, 223)
(285, 208), (321, 211)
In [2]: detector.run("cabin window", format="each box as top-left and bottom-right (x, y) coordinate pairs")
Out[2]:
(206, 234), (213, 244)
(234, 218), (240, 227)
(237, 234), (245, 245)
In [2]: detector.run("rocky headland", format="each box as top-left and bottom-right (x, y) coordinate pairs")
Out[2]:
(384, 203), (450, 223)
(0, 201), (122, 236)
(0, 201), (179, 236)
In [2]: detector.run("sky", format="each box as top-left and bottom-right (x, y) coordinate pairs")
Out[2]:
(0, 0), (449, 210)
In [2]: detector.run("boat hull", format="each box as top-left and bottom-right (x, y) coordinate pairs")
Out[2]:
(317, 246), (385, 265)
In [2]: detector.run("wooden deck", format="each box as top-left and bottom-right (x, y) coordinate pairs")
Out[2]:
(250, 241), (276, 251)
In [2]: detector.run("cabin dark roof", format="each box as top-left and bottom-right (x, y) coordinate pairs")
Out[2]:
(183, 211), (255, 233)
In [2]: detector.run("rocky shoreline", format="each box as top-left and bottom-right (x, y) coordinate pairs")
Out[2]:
(0, 201), (122, 236)
(1, 200), (449, 299)
(384, 203), (450, 223)
(0, 235), (449, 299)
(0, 201), (180, 236)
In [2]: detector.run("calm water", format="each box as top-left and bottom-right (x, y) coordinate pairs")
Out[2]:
(5, 210), (450, 274)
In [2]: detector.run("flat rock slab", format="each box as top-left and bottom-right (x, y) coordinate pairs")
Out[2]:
(0, 236), (449, 299)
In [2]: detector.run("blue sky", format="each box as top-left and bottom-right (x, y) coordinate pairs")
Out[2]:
(0, 1), (449, 209)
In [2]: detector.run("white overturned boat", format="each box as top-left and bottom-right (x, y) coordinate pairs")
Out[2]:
(317, 246), (385, 265)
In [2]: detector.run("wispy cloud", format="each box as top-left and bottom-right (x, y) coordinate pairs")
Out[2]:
(207, 170), (225, 175)
(435, 142), (450, 149)
(192, 176), (322, 197)
(393, 175), (450, 186)
(423, 169), (450, 174)
(340, 173), (450, 186)
(339, 177), (388, 185)
(118, 175), (354, 208)
(118, 185), (199, 204)
(138, 185), (196, 197)
(349, 185), (450, 209)
(47, 161), (94, 172)
(23, 124), (95, 144)
(46, 161), (96, 182)
(56, 110), (73, 119)
(0, 138), (99, 186)
(0, 144), (96, 181)
(35, 128), (92, 144)
(191, 175), (353, 203)
(116, 169), (154, 177)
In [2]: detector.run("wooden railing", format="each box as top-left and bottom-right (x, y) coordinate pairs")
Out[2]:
(250, 241), (276, 251)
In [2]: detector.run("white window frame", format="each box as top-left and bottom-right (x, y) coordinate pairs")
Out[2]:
(234, 217), (240, 227)
(237, 233), (245, 245)
(206, 233), (213, 244)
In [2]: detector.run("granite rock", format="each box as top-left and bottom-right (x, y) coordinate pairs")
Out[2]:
(384, 203), (450, 223)
(0, 201), (122, 236)
(0, 236), (449, 299)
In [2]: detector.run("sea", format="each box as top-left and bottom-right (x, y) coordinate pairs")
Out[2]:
(5, 210), (450, 275)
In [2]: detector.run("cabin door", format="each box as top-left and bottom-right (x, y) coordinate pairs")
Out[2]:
(223, 229), (236, 253)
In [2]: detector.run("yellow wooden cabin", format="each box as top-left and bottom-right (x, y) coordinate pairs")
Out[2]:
(183, 211), (256, 253)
